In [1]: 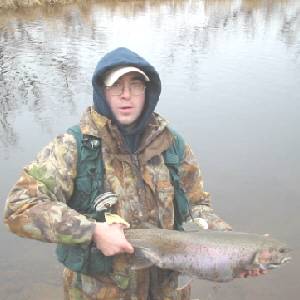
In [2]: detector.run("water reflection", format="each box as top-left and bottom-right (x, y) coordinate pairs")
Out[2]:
(0, 1), (299, 299)
(0, 0), (298, 155)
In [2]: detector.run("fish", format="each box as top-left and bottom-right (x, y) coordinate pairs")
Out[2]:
(124, 228), (291, 283)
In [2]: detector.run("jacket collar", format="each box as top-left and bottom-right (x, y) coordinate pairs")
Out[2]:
(80, 106), (173, 162)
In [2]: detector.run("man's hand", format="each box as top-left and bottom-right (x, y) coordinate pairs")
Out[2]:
(92, 222), (134, 256)
(208, 219), (232, 231)
(191, 205), (232, 231)
(238, 268), (267, 278)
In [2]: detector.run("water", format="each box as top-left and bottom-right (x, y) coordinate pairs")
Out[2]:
(0, 0), (299, 299)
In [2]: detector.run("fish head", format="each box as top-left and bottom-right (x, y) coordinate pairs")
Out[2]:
(253, 238), (292, 270)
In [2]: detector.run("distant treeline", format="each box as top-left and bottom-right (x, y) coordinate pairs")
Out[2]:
(0, 0), (77, 9)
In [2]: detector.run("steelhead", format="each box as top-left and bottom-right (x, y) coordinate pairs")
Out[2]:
(124, 228), (291, 282)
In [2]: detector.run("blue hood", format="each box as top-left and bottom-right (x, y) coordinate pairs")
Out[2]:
(92, 47), (161, 152)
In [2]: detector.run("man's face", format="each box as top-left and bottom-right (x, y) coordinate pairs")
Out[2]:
(105, 72), (146, 126)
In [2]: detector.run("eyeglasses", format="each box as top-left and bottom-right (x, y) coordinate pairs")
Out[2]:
(106, 81), (146, 96)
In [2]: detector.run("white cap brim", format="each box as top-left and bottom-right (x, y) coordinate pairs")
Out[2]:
(104, 66), (150, 87)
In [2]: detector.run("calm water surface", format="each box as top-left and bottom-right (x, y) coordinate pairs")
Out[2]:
(0, 0), (299, 299)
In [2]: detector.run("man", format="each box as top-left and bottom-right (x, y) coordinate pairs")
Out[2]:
(4, 47), (256, 300)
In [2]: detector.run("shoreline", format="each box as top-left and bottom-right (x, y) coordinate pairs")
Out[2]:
(0, 0), (82, 10)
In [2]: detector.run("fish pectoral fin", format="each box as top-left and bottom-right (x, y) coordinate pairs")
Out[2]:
(130, 257), (153, 270)
(177, 274), (193, 290)
(131, 248), (154, 270)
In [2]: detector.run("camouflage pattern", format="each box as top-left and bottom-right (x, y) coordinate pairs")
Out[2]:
(63, 267), (191, 300)
(4, 106), (230, 299)
(4, 131), (95, 244)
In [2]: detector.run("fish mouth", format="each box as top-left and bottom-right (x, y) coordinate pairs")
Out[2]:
(260, 256), (292, 270)
(281, 257), (292, 264)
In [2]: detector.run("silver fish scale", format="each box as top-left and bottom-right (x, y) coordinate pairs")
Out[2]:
(125, 228), (291, 282)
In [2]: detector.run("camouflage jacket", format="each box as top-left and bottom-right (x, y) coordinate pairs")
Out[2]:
(4, 106), (230, 246)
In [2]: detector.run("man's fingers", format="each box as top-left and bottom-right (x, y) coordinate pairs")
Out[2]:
(119, 223), (130, 230)
(121, 241), (134, 254)
(238, 268), (267, 278)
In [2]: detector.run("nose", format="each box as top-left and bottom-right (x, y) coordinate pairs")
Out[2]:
(120, 84), (131, 99)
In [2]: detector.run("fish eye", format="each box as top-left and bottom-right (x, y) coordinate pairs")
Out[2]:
(279, 248), (290, 253)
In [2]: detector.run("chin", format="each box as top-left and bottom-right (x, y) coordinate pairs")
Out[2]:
(118, 118), (135, 126)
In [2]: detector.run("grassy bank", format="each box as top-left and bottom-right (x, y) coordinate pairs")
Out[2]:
(0, 0), (77, 9)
